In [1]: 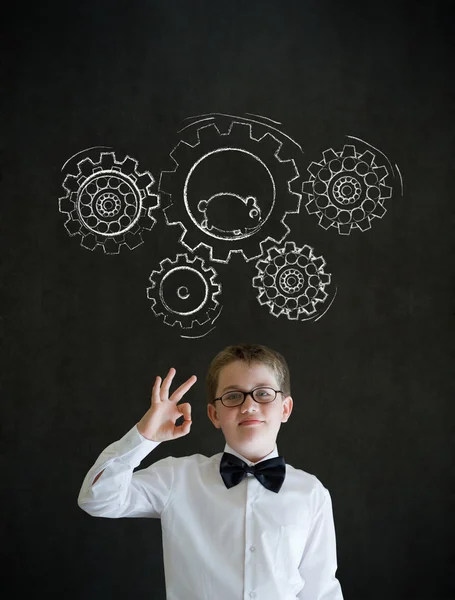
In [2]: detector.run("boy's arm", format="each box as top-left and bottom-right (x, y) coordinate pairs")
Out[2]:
(78, 368), (195, 519)
(297, 487), (344, 600)
(77, 424), (172, 519)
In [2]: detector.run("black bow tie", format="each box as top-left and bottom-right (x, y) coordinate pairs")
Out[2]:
(220, 452), (286, 493)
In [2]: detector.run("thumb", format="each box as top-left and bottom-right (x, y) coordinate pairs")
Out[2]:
(179, 402), (191, 420)
(175, 417), (192, 438)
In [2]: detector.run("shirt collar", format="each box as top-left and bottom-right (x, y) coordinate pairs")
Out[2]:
(223, 441), (279, 466)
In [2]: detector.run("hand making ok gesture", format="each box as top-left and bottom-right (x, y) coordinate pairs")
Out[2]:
(137, 368), (196, 442)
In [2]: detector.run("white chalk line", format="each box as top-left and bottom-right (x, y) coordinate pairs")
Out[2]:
(346, 135), (393, 174)
(245, 112), (282, 125)
(61, 146), (113, 171)
(395, 163), (404, 195)
(181, 326), (216, 339)
(314, 286), (338, 322)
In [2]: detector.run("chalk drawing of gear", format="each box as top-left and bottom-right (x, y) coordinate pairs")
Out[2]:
(159, 121), (301, 263)
(59, 151), (159, 254)
(303, 143), (392, 235)
(146, 253), (222, 329)
(252, 241), (332, 320)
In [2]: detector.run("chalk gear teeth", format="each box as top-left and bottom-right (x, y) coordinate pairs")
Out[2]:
(159, 121), (302, 263)
(59, 152), (159, 254)
(303, 144), (392, 235)
(146, 253), (222, 328)
(253, 241), (331, 320)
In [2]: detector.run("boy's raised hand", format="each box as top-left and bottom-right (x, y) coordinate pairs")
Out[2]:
(137, 368), (196, 442)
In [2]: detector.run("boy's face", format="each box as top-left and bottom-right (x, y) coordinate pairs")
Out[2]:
(207, 360), (293, 463)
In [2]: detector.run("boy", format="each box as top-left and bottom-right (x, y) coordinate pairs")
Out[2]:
(78, 343), (344, 599)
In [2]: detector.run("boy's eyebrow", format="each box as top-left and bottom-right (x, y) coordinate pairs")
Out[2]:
(220, 383), (275, 393)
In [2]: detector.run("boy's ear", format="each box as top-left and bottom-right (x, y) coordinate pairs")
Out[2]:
(282, 395), (293, 422)
(207, 402), (221, 429)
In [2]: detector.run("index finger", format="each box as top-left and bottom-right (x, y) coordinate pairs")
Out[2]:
(170, 374), (197, 402)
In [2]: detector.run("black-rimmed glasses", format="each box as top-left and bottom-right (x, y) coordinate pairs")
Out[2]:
(213, 387), (283, 408)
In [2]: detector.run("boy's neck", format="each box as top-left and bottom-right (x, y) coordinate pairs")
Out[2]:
(225, 442), (277, 465)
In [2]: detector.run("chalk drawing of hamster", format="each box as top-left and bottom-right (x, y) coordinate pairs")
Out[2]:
(197, 193), (262, 236)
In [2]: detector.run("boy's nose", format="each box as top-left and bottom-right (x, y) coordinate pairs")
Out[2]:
(241, 393), (259, 410)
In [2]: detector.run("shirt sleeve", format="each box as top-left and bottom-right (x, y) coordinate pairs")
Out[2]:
(297, 487), (344, 600)
(77, 424), (174, 519)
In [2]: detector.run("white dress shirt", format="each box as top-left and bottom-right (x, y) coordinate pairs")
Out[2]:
(78, 425), (344, 600)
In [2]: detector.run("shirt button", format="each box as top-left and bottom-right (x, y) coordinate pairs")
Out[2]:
(249, 546), (256, 552)
(249, 592), (256, 598)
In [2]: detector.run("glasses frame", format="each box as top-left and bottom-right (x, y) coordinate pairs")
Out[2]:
(213, 386), (284, 408)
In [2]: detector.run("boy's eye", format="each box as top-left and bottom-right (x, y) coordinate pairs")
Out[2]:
(225, 392), (243, 400)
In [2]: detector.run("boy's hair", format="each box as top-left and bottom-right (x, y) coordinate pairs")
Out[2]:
(206, 343), (291, 405)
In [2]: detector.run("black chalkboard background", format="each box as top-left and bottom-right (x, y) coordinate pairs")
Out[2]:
(2, 1), (454, 599)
